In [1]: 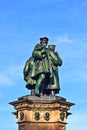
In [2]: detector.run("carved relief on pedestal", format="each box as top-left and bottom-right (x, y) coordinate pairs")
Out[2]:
(34, 112), (40, 121)
(18, 111), (25, 121)
(33, 111), (51, 121)
(44, 112), (50, 121)
(60, 112), (66, 121)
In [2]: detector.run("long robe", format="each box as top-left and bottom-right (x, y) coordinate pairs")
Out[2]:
(46, 50), (62, 94)
(32, 44), (50, 79)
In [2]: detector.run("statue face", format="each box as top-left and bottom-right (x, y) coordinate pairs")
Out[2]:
(41, 39), (48, 47)
(42, 38), (47, 43)
(42, 39), (48, 44)
(48, 46), (55, 51)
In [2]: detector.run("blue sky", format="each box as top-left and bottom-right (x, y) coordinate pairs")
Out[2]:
(0, 0), (87, 129)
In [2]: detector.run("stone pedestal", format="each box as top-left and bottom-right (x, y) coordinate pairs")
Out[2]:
(9, 95), (74, 130)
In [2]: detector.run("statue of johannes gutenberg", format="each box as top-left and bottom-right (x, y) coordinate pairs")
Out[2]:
(23, 37), (62, 96)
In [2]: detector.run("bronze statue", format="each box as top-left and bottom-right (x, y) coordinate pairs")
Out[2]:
(23, 37), (62, 96)
(45, 44), (62, 95)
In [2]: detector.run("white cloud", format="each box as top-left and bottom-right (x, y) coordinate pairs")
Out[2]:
(52, 33), (87, 46)
(53, 34), (87, 84)
(52, 34), (74, 45)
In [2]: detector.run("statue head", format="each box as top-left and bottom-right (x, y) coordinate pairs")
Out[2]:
(48, 44), (56, 51)
(40, 37), (49, 47)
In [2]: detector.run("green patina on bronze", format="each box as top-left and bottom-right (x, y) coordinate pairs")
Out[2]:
(23, 37), (62, 96)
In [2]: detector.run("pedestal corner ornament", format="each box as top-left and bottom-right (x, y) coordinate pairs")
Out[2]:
(9, 37), (75, 130)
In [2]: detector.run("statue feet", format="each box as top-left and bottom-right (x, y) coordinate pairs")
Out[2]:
(50, 90), (55, 96)
(34, 90), (43, 96)
(31, 89), (35, 95)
